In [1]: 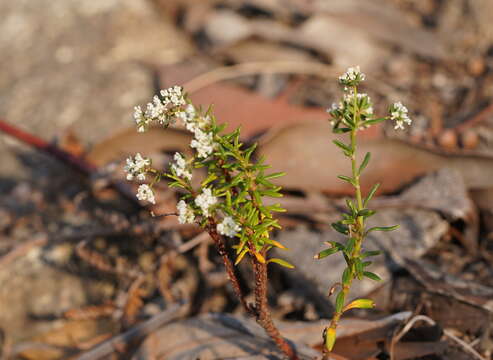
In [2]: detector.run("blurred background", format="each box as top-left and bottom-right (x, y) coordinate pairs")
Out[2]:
(1, 0), (493, 359)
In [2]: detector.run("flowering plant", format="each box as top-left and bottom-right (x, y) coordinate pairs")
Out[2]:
(317, 66), (412, 356)
(125, 66), (412, 359)
(125, 86), (298, 359)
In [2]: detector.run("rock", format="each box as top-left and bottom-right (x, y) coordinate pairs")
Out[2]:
(132, 313), (320, 360)
(0, 0), (192, 178)
(0, 243), (114, 342)
(273, 208), (448, 315)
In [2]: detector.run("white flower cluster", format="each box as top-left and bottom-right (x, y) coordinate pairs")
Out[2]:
(190, 128), (215, 158)
(217, 216), (241, 237)
(177, 200), (195, 224)
(170, 152), (192, 181)
(136, 184), (155, 204)
(343, 91), (373, 116)
(177, 104), (215, 158)
(124, 153), (150, 181)
(390, 101), (412, 130)
(133, 86), (186, 132)
(194, 188), (217, 217)
(339, 66), (366, 86)
(161, 86), (186, 108)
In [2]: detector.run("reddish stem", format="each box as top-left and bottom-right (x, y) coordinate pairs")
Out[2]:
(0, 119), (96, 174)
(0, 118), (139, 205)
(206, 221), (250, 313)
(250, 246), (299, 360)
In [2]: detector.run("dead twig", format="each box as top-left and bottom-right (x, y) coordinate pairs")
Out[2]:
(183, 61), (339, 94)
(63, 302), (116, 320)
(455, 102), (493, 133)
(0, 234), (47, 268)
(0, 118), (139, 206)
(177, 231), (211, 253)
(75, 240), (140, 278)
(122, 275), (146, 328)
(390, 315), (487, 360)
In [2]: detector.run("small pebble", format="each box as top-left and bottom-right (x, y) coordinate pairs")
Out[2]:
(468, 56), (486, 76)
(461, 129), (479, 149)
(437, 129), (458, 150)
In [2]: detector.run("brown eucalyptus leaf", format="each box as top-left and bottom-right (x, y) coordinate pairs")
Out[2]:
(86, 127), (192, 167)
(258, 121), (493, 194)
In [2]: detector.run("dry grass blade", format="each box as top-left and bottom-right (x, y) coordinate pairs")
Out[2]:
(390, 315), (487, 360)
(76, 240), (139, 278)
(63, 302), (116, 320)
(157, 253), (175, 303)
(122, 276), (146, 328)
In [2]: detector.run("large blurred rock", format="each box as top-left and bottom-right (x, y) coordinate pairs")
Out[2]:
(0, 0), (192, 178)
(274, 208), (448, 315)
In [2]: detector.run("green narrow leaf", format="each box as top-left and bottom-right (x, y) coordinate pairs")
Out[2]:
(358, 152), (371, 175)
(354, 259), (364, 279)
(314, 247), (340, 260)
(343, 299), (375, 312)
(361, 250), (382, 258)
(363, 183), (380, 207)
(335, 291), (345, 314)
(260, 189), (283, 198)
(342, 267), (351, 285)
(267, 258), (295, 269)
(332, 140), (352, 155)
(337, 175), (356, 187)
(333, 127), (351, 134)
(234, 248), (249, 265)
(362, 117), (386, 126)
(331, 222), (349, 235)
(264, 172), (285, 180)
(357, 209), (376, 218)
(345, 237), (357, 255)
(345, 199), (356, 215)
(363, 271), (382, 281)
(366, 225), (400, 234)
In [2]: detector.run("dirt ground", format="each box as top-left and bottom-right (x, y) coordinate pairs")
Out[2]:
(1, 0), (493, 359)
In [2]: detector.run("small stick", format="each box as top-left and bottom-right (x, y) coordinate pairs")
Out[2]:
(0, 119), (96, 174)
(390, 315), (486, 360)
(177, 231), (211, 253)
(206, 221), (250, 314)
(0, 118), (139, 205)
(74, 302), (186, 360)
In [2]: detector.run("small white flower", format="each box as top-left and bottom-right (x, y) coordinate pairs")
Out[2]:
(170, 152), (192, 181)
(194, 188), (217, 217)
(124, 153), (150, 181)
(343, 91), (373, 116)
(339, 66), (366, 85)
(133, 106), (148, 133)
(160, 86), (185, 107)
(177, 200), (195, 224)
(389, 101), (412, 130)
(136, 184), (155, 204)
(217, 216), (241, 237)
(190, 128), (215, 158)
(178, 104), (196, 124)
(145, 95), (169, 125)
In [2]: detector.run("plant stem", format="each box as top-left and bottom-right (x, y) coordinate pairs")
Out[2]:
(323, 86), (366, 359)
(249, 244), (299, 360)
(206, 221), (250, 313)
